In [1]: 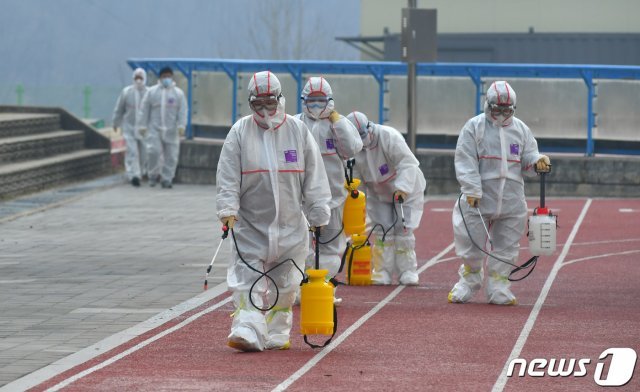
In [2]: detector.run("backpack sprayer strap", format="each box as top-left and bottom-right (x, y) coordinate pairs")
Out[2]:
(303, 304), (338, 349)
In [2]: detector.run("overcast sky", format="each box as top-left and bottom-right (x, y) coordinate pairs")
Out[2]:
(0, 0), (360, 88)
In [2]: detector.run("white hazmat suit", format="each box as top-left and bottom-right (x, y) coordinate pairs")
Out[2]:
(112, 68), (148, 182)
(449, 81), (547, 305)
(138, 76), (187, 186)
(347, 112), (427, 285)
(295, 77), (363, 280)
(216, 71), (331, 351)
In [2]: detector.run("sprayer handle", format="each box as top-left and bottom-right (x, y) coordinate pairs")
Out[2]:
(314, 226), (321, 270)
(539, 171), (546, 209)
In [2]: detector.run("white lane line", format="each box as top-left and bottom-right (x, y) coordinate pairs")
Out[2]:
(0, 279), (36, 284)
(619, 208), (638, 213)
(0, 282), (229, 392)
(562, 249), (640, 267)
(521, 237), (640, 251)
(491, 199), (592, 392)
(271, 242), (455, 392)
(45, 296), (233, 392)
(71, 308), (167, 314)
(568, 237), (640, 247)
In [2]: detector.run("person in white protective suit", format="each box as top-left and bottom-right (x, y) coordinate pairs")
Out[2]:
(216, 71), (332, 352)
(346, 112), (427, 285)
(448, 81), (551, 305)
(138, 66), (188, 188)
(295, 77), (362, 303)
(112, 68), (149, 186)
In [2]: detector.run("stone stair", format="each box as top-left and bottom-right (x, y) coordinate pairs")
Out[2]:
(0, 110), (112, 200)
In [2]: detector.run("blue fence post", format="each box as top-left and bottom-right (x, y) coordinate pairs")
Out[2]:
(186, 70), (194, 139)
(287, 66), (303, 114)
(231, 72), (238, 124)
(222, 65), (238, 125)
(468, 69), (483, 115)
(174, 63), (194, 139)
(369, 67), (386, 124)
(581, 71), (595, 157)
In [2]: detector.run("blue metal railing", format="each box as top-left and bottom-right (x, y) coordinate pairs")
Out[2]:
(127, 58), (640, 156)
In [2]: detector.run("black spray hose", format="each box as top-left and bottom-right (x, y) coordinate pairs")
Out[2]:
(231, 228), (306, 312)
(456, 193), (538, 281)
(338, 193), (400, 275)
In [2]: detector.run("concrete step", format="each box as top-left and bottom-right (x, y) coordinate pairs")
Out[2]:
(0, 130), (85, 164)
(0, 113), (61, 138)
(0, 149), (113, 200)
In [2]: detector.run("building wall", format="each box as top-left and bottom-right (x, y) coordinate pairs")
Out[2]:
(361, 0), (640, 36)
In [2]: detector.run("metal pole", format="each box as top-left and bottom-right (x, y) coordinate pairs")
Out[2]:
(407, 62), (417, 152)
(231, 71), (238, 124)
(586, 80), (595, 157)
(186, 70), (194, 139)
(582, 71), (595, 157)
(16, 84), (24, 106)
(406, 0), (417, 152)
(83, 86), (91, 119)
(295, 71), (303, 114)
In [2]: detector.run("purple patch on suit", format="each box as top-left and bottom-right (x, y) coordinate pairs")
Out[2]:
(167, 98), (175, 105)
(325, 138), (335, 150)
(379, 163), (389, 175)
(510, 143), (520, 155)
(284, 150), (298, 163)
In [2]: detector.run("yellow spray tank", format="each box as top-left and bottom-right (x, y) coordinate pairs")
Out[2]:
(300, 228), (336, 347)
(344, 233), (372, 285)
(343, 158), (366, 236)
(300, 269), (334, 335)
(343, 179), (366, 236)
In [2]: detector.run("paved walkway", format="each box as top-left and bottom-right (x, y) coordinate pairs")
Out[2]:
(0, 179), (229, 386)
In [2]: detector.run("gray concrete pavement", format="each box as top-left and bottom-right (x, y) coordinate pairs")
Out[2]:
(0, 179), (230, 386)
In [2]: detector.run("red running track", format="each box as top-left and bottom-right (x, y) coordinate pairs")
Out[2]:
(27, 199), (640, 392)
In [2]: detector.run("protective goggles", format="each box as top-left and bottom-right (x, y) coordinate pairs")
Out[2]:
(489, 104), (515, 117)
(303, 96), (329, 108)
(249, 95), (279, 111)
(359, 121), (372, 138)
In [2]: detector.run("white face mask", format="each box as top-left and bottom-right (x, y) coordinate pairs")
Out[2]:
(260, 108), (273, 129)
(135, 79), (144, 87)
(362, 130), (373, 148)
(308, 106), (325, 119)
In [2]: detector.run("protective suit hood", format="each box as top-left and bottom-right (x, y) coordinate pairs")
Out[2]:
(301, 77), (335, 120)
(347, 111), (376, 148)
(248, 71), (287, 130)
(484, 81), (517, 127)
(133, 68), (147, 88)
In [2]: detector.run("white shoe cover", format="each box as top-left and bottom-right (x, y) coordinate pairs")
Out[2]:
(399, 270), (419, 286)
(227, 326), (264, 352)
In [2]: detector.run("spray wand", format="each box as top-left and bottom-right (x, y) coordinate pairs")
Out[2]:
(203, 222), (230, 291)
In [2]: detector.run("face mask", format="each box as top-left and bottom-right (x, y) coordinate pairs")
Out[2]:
(361, 128), (373, 148)
(260, 108), (274, 129)
(135, 79), (144, 87)
(161, 78), (172, 88)
(310, 107), (327, 119)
